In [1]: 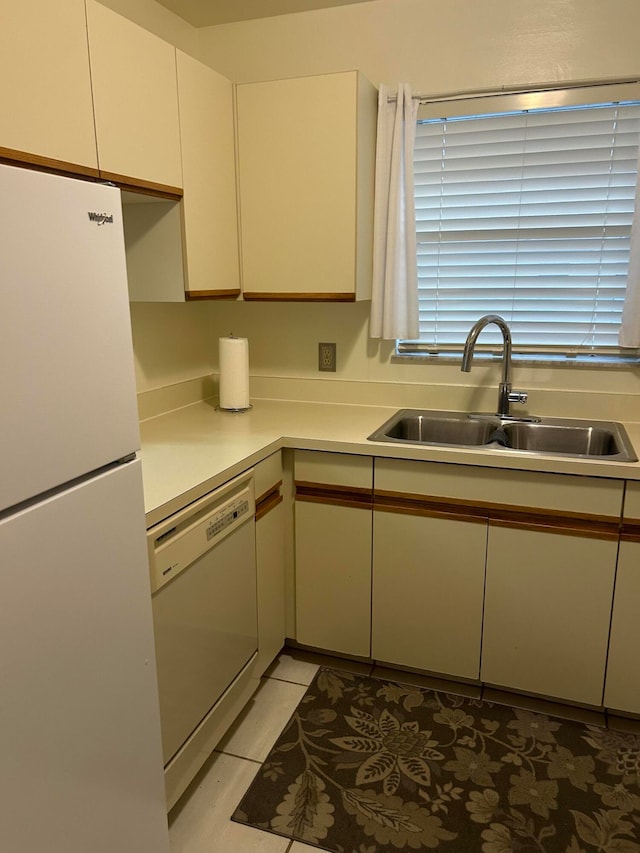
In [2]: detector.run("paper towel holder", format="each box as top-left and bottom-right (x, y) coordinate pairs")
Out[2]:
(216, 403), (253, 413)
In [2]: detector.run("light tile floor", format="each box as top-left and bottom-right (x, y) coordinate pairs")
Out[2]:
(168, 647), (639, 853)
(168, 648), (365, 853)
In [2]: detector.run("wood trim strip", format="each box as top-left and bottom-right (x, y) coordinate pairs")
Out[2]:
(185, 289), (241, 301)
(255, 488), (283, 522)
(490, 517), (619, 540)
(373, 489), (620, 539)
(620, 523), (640, 543)
(0, 147), (100, 180)
(295, 481), (373, 509)
(256, 481), (283, 507)
(243, 291), (355, 302)
(374, 491), (487, 524)
(98, 170), (183, 200)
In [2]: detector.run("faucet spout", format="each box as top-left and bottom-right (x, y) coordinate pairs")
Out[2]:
(461, 314), (527, 419)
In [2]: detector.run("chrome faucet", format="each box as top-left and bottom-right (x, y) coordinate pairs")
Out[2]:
(461, 314), (528, 419)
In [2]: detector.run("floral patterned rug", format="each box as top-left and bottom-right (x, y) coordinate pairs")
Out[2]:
(232, 667), (640, 852)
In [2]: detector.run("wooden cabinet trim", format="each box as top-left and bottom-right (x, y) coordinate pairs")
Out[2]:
(490, 517), (619, 540)
(620, 523), (640, 542)
(255, 484), (283, 522)
(243, 292), (355, 302)
(295, 481), (373, 509)
(185, 289), (241, 301)
(374, 493), (486, 524)
(0, 147), (100, 180)
(256, 481), (283, 506)
(97, 170), (182, 200)
(373, 489), (620, 539)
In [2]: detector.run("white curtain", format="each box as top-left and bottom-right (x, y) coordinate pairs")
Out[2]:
(370, 83), (419, 340)
(620, 147), (640, 346)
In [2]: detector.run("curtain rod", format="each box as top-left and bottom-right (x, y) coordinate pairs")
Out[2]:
(387, 77), (640, 105)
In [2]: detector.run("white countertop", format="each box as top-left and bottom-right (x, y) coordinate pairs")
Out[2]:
(139, 398), (640, 527)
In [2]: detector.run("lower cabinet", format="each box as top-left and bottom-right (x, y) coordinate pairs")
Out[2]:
(294, 451), (372, 657)
(255, 453), (286, 675)
(482, 524), (618, 706)
(290, 450), (629, 710)
(372, 510), (486, 680)
(603, 540), (640, 713)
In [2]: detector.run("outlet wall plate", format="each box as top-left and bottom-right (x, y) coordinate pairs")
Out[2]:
(318, 342), (337, 372)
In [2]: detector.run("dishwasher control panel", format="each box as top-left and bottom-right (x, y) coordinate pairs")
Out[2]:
(147, 471), (255, 593)
(206, 496), (250, 541)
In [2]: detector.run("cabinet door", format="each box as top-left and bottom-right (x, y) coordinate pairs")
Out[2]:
(0, 0), (97, 173)
(255, 454), (287, 675)
(176, 51), (240, 300)
(236, 71), (376, 301)
(482, 525), (617, 706)
(295, 500), (371, 657)
(295, 451), (372, 657)
(256, 500), (286, 673)
(604, 540), (640, 714)
(86, 1), (182, 191)
(373, 511), (486, 680)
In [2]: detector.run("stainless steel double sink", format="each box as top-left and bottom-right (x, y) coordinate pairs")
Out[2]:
(368, 409), (637, 462)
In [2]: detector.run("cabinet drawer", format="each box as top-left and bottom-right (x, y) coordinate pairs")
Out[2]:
(623, 480), (640, 521)
(374, 458), (623, 518)
(295, 450), (373, 490)
(255, 452), (283, 501)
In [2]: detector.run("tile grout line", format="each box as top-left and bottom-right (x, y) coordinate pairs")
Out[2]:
(213, 747), (263, 765)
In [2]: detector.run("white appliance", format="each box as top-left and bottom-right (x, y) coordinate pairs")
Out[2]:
(148, 470), (259, 809)
(0, 164), (170, 853)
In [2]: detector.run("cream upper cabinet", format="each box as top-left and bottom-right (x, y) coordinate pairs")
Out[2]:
(86, 0), (182, 192)
(176, 51), (240, 300)
(236, 71), (377, 301)
(604, 480), (640, 714)
(123, 52), (240, 302)
(0, 0), (97, 174)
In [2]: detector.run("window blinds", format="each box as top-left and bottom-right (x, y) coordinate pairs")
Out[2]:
(412, 102), (640, 351)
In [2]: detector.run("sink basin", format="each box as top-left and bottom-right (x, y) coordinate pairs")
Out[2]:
(501, 421), (631, 458)
(368, 409), (637, 462)
(377, 411), (500, 447)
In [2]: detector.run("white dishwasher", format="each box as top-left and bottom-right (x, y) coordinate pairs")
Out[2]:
(147, 470), (259, 808)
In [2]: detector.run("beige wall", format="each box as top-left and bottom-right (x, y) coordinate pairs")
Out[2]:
(124, 0), (640, 419)
(98, 0), (200, 54)
(197, 0), (640, 91)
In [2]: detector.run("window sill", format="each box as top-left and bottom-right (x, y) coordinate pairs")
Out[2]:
(392, 351), (640, 370)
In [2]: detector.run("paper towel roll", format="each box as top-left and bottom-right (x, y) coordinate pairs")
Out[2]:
(218, 336), (251, 410)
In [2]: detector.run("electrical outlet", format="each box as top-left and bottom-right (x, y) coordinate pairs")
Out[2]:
(318, 342), (337, 372)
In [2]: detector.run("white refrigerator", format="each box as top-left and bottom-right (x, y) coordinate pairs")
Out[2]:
(0, 164), (170, 853)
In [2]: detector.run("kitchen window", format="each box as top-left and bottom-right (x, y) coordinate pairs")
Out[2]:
(398, 82), (640, 364)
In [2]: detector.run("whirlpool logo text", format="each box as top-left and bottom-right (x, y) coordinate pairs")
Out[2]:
(87, 211), (114, 225)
